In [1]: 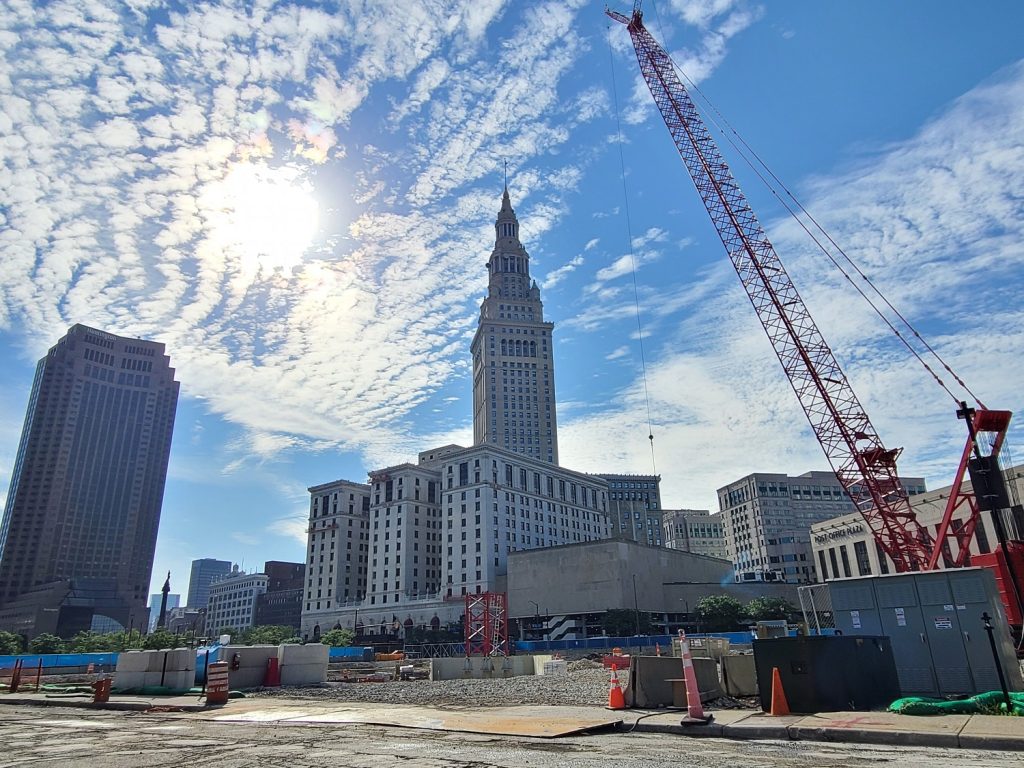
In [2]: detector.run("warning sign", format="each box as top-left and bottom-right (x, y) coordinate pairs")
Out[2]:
(895, 607), (906, 627)
(850, 610), (861, 629)
(934, 616), (953, 630)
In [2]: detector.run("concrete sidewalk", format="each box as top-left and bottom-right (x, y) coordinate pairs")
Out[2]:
(626, 708), (1024, 750)
(1, 692), (1022, 750)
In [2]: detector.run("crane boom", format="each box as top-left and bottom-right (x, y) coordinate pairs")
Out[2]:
(607, 6), (934, 571)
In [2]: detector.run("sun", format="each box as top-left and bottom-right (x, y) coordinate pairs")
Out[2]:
(206, 162), (319, 274)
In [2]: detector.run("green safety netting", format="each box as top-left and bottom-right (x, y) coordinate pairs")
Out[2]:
(890, 691), (1024, 716)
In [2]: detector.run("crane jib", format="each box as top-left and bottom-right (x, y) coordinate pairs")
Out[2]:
(607, 6), (934, 572)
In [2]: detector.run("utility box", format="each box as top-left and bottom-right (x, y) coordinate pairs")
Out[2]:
(753, 635), (900, 713)
(830, 567), (1022, 697)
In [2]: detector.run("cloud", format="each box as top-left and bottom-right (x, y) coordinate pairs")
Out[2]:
(542, 255), (585, 290)
(559, 61), (1024, 511)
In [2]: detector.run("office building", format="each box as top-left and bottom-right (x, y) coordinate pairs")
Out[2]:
(470, 187), (559, 463)
(718, 470), (926, 584)
(186, 558), (233, 609)
(811, 465), (1024, 580)
(254, 560), (305, 630)
(0, 324), (178, 637)
(598, 473), (663, 545)
(206, 568), (268, 632)
(662, 509), (727, 559)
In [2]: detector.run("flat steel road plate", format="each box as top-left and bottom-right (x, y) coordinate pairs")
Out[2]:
(206, 703), (623, 738)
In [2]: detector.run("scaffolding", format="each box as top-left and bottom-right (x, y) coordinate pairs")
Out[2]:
(464, 592), (509, 656)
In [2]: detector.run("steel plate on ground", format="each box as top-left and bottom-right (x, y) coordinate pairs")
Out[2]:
(207, 703), (623, 738)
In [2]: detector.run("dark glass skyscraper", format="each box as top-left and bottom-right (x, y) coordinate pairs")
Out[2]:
(0, 324), (178, 636)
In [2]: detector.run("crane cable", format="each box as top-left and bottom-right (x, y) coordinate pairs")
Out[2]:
(607, 22), (658, 476)
(641, 0), (985, 410)
(679, 76), (983, 409)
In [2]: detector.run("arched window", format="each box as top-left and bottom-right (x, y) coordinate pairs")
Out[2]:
(530, 341), (536, 357)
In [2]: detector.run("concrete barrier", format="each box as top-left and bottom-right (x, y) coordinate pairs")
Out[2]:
(722, 654), (758, 697)
(113, 650), (195, 691)
(627, 655), (724, 708)
(278, 643), (328, 687)
(430, 655), (534, 680)
(222, 645), (279, 690)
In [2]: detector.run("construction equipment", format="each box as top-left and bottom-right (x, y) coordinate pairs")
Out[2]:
(607, 3), (1023, 628)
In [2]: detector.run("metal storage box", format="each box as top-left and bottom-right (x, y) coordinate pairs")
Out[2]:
(753, 635), (900, 713)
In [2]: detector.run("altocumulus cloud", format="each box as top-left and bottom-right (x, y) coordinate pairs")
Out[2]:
(0, 0), (762, 473)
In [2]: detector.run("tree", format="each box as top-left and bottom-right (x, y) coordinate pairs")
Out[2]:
(694, 596), (747, 631)
(746, 597), (797, 622)
(0, 630), (23, 655)
(600, 608), (653, 637)
(142, 629), (186, 650)
(244, 625), (301, 646)
(67, 631), (120, 653)
(29, 633), (64, 654)
(320, 628), (354, 648)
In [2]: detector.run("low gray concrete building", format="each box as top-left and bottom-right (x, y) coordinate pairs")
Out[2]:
(507, 539), (797, 639)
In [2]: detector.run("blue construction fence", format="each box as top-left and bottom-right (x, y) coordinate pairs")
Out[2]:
(513, 631), (789, 654)
(0, 652), (119, 670)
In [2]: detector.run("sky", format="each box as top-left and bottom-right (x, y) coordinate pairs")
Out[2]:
(1, 0), (1023, 599)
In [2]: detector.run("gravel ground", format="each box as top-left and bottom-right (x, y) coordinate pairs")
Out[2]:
(254, 660), (613, 707)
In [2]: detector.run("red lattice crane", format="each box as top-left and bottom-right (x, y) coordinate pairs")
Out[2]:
(606, 4), (936, 572)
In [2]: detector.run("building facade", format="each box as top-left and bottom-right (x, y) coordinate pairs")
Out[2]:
(187, 558), (233, 609)
(598, 473), (663, 545)
(147, 593), (180, 632)
(811, 465), (1024, 581)
(662, 509), (727, 559)
(206, 569), (269, 632)
(718, 470), (927, 584)
(299, 444), (612, 639)
(470, 188), (559, 463)
(253, 560), (305, 631)
(301, 479), (371, 631)
(0, 324), (179, 636)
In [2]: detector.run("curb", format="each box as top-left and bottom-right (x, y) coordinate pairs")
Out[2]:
(630, 715), (1024, 751)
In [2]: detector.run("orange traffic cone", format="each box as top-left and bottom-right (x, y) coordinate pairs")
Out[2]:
(769, 666), (790, 716)
(607, 664), (627, 710)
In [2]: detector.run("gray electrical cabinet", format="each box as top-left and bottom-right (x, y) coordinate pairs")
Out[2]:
(830, 567), (1021, 697)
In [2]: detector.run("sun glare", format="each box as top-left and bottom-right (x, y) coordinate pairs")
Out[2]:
(208, 163), (319, 274)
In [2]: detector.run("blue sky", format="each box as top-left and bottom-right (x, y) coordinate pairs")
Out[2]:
(1, 1), (1023, 598)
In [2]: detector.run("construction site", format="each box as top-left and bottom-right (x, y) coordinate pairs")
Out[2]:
(1, 1), (1023, 764)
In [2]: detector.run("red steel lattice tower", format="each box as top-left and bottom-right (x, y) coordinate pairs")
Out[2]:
(608, 5), (934, 571)
(465, 592), (509, 657)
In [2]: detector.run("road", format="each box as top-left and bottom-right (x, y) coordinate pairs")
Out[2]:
(0, 705), (1018, 768)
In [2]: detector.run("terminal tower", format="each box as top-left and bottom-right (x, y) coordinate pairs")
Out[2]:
(471, 187), (559, 463)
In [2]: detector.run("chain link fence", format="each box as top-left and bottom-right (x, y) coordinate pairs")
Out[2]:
(797, 583), (835, 635)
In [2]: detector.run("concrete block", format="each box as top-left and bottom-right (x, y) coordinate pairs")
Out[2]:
(278, 643), (329, 665)
(115, 651), (150, 674)
(532, 655), (553, 675)
(220, 645), (280, 690)
(142, 669), (194, 690)
(722, 654), (757, 697)
(280, 662), (328, 686)
(112, 670), (146, 691)
(628, 656), (723, 708)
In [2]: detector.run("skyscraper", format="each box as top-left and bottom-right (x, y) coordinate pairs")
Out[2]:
(186, 558), (234, 610)
(471, 187), (559, 463)
(0, 324), (179, 637)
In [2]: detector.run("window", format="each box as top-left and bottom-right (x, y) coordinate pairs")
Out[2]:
(853, 540), (871, 576)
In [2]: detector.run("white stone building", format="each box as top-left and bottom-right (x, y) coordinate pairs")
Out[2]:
(300, 444), (611, 639)
(302, 479), (371, 631)
(206, 569), (268, 633)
